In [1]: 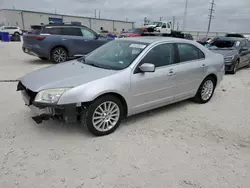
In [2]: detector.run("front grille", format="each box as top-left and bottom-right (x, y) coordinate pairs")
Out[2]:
(17, 81), (38, 104)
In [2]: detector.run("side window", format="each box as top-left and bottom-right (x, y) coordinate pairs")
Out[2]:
(80, 28), (96, 39)
(246, 40), (250, 48)
(140, 43), (175, 68)
(42, 27), (62, 35)
(167, 23), (171, 28)
(162, 23), (166, 28)
(240, 40), (247, 48)
(177, 43), (204, 62)
(61, 27), (82, 36)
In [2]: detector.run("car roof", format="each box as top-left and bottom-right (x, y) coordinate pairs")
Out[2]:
(119, 36), (191, 44)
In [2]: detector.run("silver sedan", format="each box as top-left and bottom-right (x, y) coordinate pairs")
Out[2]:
(17, 37), (225, 136)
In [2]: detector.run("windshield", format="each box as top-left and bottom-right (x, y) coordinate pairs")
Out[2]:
(156, 23), (163, 27)
(81, 40), (149, 70)
(208, 40), (240, 49)
(127, 29), (141, 34)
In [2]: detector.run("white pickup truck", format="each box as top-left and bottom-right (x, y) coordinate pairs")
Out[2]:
(143, 21), (172, 34)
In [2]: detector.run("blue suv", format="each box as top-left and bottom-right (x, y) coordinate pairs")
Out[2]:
(22, 23), (113, 63)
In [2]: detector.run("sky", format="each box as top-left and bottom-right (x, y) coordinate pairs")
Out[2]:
(1, 0), (250, 32)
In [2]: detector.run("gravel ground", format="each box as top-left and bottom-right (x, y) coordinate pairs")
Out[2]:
(0, 42), (250, 188)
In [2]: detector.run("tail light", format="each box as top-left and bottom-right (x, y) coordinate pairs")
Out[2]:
(36, 36), (46, 41)
(23, 35), (46, 41)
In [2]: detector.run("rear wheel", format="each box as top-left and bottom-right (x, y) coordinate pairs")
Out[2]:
(51, 47), (68, 63)
(194, 76), (216, 104)
(14, 32), (20, 36)
(81, 95), (124, 136)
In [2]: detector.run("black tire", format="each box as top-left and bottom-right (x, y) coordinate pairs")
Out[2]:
(14, 32), (20, 36)
(39, 57), (48, 60)
(194, 76), (216, 104)
(229, 60), (239, 74)
(51, 47), (68, 63)
(82, 95), (124, 136)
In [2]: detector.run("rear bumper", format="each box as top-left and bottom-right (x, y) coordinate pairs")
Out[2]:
(22, 46), (49, 58)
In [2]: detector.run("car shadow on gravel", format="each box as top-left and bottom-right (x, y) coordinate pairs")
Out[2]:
(26, 59), (52, 65)
(32, 119), (94, 138)
(123, 99), (193, 125)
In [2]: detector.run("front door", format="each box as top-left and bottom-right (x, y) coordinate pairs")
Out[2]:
(130, 43), (177, 114)
(239, 40), (250, 67)
(174, 43), (207, 100)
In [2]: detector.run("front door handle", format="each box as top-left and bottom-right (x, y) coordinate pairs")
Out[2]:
(168, 69), (176, 76)
(201, 64), (206, 68)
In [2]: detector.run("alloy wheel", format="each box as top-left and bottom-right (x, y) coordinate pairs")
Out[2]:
(92, 101), (120, 132)
(53, 48), (67, 63)
(201, 80), (214, 101)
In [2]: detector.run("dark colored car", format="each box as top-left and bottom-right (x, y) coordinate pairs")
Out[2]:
(208, 37), (250, 74)
(22, 23), (113, 63)
(225, 33), (245, 38)
(184, 33), (193, 40)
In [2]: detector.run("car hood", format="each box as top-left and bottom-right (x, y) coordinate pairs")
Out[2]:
(210, 48), (238, 57)
(19, 60), (117, 92)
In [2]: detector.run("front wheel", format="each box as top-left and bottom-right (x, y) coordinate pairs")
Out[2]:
(82, 95), (124, 136)
(194, 76), (216, 104)
(230, 60), (239, 74)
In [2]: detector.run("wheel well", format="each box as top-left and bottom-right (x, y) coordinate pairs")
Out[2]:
(50, 46), (68, 58)
(95, 93), (128, 117)
(206, 74), (217, 87)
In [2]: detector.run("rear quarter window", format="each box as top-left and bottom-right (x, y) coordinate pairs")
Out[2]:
(41, 27), (62, 35)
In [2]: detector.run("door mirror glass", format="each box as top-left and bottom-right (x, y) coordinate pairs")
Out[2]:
(241, 47), (248, 52)
(139, 63), (155, 72)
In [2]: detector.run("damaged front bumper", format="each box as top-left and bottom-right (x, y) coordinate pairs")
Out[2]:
(17, 81), (82, 124)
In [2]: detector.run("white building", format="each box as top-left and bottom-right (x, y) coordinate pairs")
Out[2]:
(0, 9), (134, 33)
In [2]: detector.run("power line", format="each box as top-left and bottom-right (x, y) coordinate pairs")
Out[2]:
(206, 0), (215, 36)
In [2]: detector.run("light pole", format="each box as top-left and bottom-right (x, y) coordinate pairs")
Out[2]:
(183, 0), (188, 31)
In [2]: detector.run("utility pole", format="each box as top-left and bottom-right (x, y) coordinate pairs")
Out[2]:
(160, 17), (163, 21)
(177, 22), (179, 31)
(98, 10), (100, 19)
(183, 0), (188, 31)
(207, 0), (215, 36)
(172, 16), (175, 30)
(94, 9), (97, 18)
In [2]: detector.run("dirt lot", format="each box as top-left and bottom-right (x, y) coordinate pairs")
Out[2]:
(0, 42), (250, 188)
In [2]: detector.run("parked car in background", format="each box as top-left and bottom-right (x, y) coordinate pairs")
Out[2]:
(0, 26), (22, 35)
(184, 33), (193, 40)
(207, 37), (250, 74)
(17, 37), (224, 136)
(22, 22), (113, 63)
(225, 33), (245, 38)
(119, 28), (147, 37)
(27, 25), (43, 34)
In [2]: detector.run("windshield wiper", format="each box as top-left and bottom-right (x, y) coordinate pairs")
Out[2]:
(85, 63), (103, 68)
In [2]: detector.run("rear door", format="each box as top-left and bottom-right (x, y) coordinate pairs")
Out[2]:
(174, 43), (207, 100)
(60, 27), (85, 55)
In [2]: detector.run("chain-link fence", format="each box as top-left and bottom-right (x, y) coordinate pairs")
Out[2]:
(184, 31), (250, 40)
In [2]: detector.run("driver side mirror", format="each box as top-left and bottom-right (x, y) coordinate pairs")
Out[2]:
(139, 63), (155, 72)
(241, 47), (248, 52)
